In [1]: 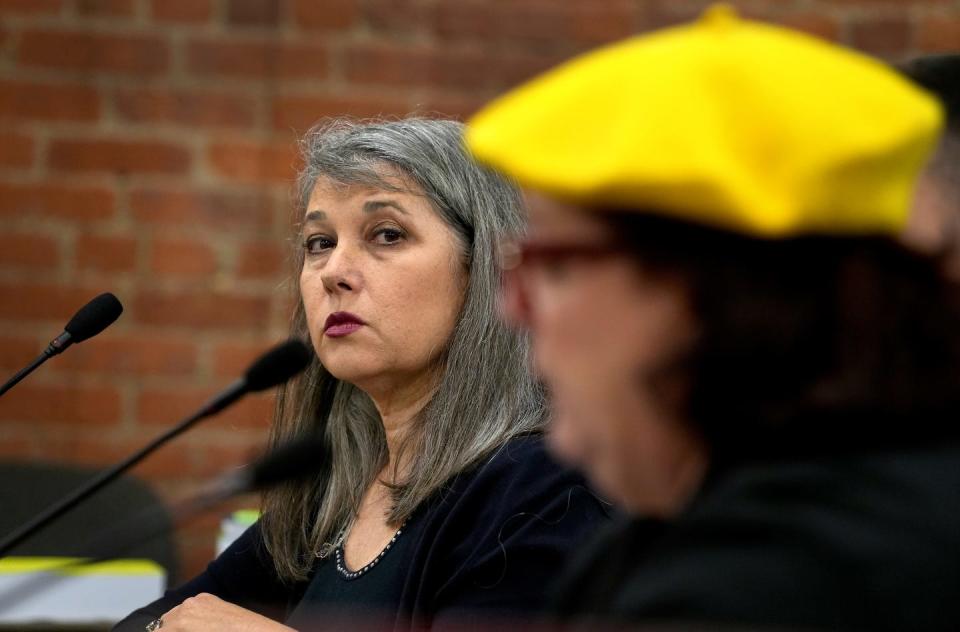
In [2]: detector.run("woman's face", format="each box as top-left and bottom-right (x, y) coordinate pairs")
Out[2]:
(502, 193), (707, 516)
(300, 175), (467, 399)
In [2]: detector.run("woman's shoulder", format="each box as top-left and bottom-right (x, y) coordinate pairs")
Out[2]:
(429, 432), (609, 527)
(412, 433), (612, 616)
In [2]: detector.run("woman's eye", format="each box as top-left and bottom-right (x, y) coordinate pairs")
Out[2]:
(372, 227), (405, 245)
(304, 235), (335, 254)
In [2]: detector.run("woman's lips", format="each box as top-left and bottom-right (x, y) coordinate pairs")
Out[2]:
(324, 312), (366, 338)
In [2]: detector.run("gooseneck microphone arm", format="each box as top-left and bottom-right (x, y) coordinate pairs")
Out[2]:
(0, 355), (49, 399)
(0, 339), (313, 559)
(0, 293), (124, 398)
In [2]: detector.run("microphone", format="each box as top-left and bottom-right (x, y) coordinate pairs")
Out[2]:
(0, 339), (314, 558)
(200, 433), (328, 502)
(193, 337), (314, 418)
(0, 293), (123, 397)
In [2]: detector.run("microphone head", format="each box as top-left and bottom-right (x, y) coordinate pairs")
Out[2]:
(243, 339), (313, 392)
(63, 293), (123, 343)
(245, 434), (329, 491)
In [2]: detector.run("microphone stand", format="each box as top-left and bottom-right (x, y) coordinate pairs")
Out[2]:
(0, 380), (247, 558)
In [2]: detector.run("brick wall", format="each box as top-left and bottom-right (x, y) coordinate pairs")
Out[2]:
(1, 0), (958, 581)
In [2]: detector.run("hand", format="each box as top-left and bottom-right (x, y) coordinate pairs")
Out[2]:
(157, 593), (295, 632)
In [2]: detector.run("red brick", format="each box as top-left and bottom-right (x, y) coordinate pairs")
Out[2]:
(0, 335), (43, 370)
(363, 0), (435, 35)
(235, 240), (288, 279)
(410, 93), (486, 120)
(149, 238), (218, 277)
(0, 233), (60, 269)
(272, 94), (411, 131)
(114, 88), (257, 128)
(344, 44), (437, 87)
(917, 16), (960, 53)
(643, 1), (706, 30)
(570, 1), (638, 43)
(179, 499), (247, 533)
(0, 384), (121, 425)
(435, 1), (634, 45)
(292, 0), (358, 30)
(131, 289), (271, 330)
(48, 138), (190, 175)
(776, 13), (840, 42)
(850, 17), (913, 56)
(344, 43), (563, 91)
(827, 0), (946, 3)
(212, 340), (276, 377)
(0, 435), (36, 459)
(0, 0), (61, 14)
(77, 0), (134, 16)
(75, 234), (137, 272)
(149, 0), (213, 23)
(0, 134), (34, 168)
(214, 391), (276, 430)
(18, 30), (168, 75)
(436, 2), (563, 43)
(129, 187), (274, 231)
(492, 49), (570, 89)
(227, 0), (279, 26)
(0, 182), (115, 220)
(0, 80), (100, 122)
(186, 37), (329, 80)
(0, 283), (109, 322)
(207, 140), (300, 185)
(55, 436), (194, 476)
(136, 387), (275, 428)
(55, 335), (198, 376)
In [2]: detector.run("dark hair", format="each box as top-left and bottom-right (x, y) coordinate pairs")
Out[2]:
(899, 55), (960, 206)
(900, 54), (960, 131)
(606, 213), (960, 461)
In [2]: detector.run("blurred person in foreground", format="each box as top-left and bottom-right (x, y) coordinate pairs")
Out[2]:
(114, 119), (608, 631)
(900, 54), (960, 279)
(467, 5), (960, 630)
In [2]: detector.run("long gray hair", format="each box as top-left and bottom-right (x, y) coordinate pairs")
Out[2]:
(260, 118), (547, 582)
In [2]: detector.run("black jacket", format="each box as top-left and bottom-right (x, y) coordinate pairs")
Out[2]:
(115, 434), (609, 631)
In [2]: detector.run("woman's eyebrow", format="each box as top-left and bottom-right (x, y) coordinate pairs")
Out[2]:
(363, 200), (408, 214)
(303, 210), (326, 223)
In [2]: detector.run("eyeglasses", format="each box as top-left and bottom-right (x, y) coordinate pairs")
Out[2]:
(499, 237), (629, 326)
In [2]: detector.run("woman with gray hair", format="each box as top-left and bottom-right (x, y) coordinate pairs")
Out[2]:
(113, 118), (608, 632)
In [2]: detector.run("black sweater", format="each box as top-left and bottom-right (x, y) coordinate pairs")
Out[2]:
(552, 442), (960, 630)
(115, 435), (610, 631)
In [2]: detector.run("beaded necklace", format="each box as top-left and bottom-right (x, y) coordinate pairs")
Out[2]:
(325, 519), (408, 580)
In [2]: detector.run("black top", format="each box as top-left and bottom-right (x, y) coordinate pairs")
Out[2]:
(114, 434), (610, 631)
(552, 442), (960, 631)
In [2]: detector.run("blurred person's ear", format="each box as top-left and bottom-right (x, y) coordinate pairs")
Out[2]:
(903, 165), (960, 283)
(903, 169), (950, 254)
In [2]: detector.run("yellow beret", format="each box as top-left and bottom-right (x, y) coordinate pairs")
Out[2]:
(466, 5), (944, 238)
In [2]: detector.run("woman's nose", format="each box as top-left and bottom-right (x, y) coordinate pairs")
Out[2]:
(321, 244), (360, 294)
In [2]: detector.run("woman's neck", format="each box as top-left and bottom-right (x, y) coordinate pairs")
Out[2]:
(364, 369), (439, 480)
